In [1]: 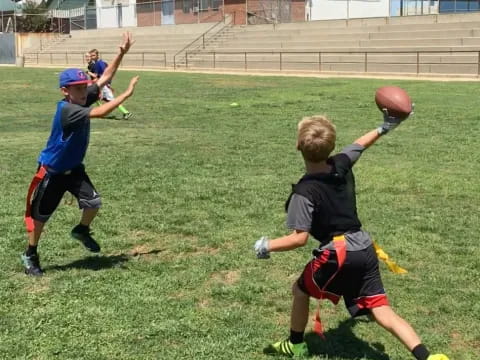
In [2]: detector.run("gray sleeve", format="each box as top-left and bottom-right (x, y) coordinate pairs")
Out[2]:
(85, 84), (100, 107)
(61, 103), (91, 138)
(286, 194), (313, 231)
(340, 143), (366, 164)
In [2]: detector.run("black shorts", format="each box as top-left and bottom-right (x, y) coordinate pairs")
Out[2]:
(297, 244), (389, 317)
(31, 164), (101, 223)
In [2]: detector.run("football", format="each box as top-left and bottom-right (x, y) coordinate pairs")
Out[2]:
(375, 86), (412, 119)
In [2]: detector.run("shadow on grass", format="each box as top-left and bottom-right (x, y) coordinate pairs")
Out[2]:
(304, 318), (389, 360)
(44, 249), (163, 272)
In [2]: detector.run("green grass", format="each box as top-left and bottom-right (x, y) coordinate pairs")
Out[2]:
(0, 68), (479, 360)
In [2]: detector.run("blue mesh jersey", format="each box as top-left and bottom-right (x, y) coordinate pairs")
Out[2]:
(93, 59), (108, 78)
(38, 84), (100, 173)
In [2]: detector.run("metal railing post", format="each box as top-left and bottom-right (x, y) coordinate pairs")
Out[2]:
(478, 51), (480, 76)
(279, 52), (282, 71)
(417, 51), (420, 74)
(36, 53), (39, 64)
(318, 52), (321, 72)
(164, 52), (167, 68)
(202, 34), (205, 49)
(244, 52), (247, 70)
(364, 52), (368, 72)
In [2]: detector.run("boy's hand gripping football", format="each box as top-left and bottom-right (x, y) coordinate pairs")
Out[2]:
(254, 236), (270, 259)
(377, 104), (414, 135)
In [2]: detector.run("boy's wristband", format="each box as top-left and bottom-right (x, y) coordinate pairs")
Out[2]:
(254, 236), (270, 259)
(377, 126), (387, 136)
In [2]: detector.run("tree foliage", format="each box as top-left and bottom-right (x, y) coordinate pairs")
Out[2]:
(16, 1), (52, 32)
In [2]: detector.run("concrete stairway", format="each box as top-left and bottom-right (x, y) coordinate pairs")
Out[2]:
(182, 12), (480, 76)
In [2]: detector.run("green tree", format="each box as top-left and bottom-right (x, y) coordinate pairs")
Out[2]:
(16, 1), (51, 32)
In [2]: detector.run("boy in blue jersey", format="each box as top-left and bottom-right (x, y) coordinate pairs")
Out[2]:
(253, 114), (449, 360)
(89, 49), (133, 120)
(22, 33), (139, 276)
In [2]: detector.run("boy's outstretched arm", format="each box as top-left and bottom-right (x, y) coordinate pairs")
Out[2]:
(96, 32), (135, 89)
(254, 230), (309, 259)
(353, 128), (382, 149)
(90, 76), (139, 118)
(354, 109), (412, 149)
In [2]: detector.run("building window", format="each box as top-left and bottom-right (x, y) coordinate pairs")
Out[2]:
(439, 0), (480, 12)
(183, 0), (192, 12)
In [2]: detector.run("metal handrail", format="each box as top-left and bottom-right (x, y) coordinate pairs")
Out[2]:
(186, 18), (234, 54)
(182, 49), (480, 76)
(23, 51), (168, 67)
(21, 49), (480, 76)
(173, 15), (232, 69)
(185, 49), (480, 54)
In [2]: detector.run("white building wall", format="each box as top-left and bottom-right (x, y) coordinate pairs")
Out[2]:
(96, 0), (137, 28)
(309, 0), (389, 20)
(121, 4), (136, 27)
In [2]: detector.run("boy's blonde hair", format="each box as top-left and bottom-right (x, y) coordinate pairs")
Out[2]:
(297, 115), (336, 162)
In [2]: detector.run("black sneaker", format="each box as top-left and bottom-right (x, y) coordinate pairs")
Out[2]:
(21, 253), (44, 276)
(71, 225), (101, 253)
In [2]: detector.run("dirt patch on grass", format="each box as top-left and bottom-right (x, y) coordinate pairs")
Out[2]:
(450, 331), (480, 351)
(24, 277), (51, 294)
(211, 270), (241, 285)
(128, 231), (198, 243)
(128, 244), (162, 258)
(188, 245), (220, 256)
(124, 232), (229, 263)
(125, 231), (199, 260)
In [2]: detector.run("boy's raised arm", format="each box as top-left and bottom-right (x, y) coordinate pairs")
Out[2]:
(96, 32), (135, 89)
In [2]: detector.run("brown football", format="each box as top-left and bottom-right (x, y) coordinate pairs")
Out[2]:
(375, 86), (412, 119)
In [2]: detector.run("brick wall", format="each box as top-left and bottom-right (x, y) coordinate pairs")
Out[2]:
(291, 0), (304, 22)
(137, 0), (162, 26)
(224, 0), (246, 25)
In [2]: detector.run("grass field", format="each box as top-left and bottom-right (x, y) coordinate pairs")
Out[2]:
(0, 67), (479, 360)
